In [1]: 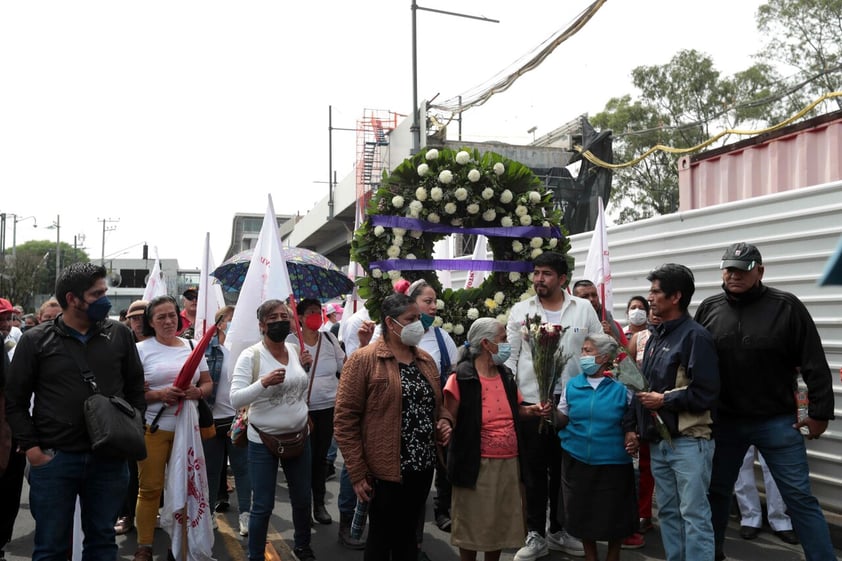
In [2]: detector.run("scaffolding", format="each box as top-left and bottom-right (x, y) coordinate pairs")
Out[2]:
(355, 109), (398, 228)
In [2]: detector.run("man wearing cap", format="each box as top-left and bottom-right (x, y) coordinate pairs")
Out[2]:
(178, 287), (198, 337)
(323, 303), (342, 338)
(695, 243), (836, 561)
(0, 299), (17, 361)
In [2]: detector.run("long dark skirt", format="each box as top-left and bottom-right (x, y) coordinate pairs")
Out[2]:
(560, 449), (637, 541)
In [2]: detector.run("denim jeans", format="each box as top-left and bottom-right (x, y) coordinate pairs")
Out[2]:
(29, 450), (128, 561)
(247, 438), (312, 561)
(338, 464), (357, 516)
(650, 436), (714, 561)
(709, 414), (835, 561)
(203, 419), (251, 515)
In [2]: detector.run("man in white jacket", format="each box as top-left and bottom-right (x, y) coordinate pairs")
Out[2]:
(506, 252), (602, 561)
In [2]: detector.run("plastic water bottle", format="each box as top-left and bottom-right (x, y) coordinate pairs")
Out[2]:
(795, 374), (810, 436)
(350, 500), (369, 540)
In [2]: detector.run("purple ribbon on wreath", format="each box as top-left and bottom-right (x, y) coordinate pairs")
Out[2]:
(369, 258), (534, 272)
(369, 215), (563, 239)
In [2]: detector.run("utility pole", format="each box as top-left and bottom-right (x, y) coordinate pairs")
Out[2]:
(98, 218), (119, 266)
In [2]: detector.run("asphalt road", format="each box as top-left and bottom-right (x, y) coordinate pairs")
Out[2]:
(4, 456), (836, 561)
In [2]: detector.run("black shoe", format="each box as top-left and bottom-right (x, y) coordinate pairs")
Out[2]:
(293, 545), (316, 561)
(313, 504), (333, 525)
(325, 463), (336, 481)
(739, 525), (760, 540)
(774, 530), (799, 544)
(715, 551), (726, 561)
(434, 512), (451, 532)
(214, 499), (230, 513)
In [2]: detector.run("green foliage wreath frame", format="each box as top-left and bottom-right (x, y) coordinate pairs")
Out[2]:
(351, 147), (571, 344)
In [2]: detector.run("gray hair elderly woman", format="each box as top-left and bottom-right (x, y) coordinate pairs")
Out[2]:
(443, 317), (549, 561)
(556, 333), (638, 561)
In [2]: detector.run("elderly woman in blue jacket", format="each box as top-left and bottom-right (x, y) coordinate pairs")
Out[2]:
(557, 333), (638, 561)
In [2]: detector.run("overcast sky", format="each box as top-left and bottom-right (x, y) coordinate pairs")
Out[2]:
(0, 0), (766, 269)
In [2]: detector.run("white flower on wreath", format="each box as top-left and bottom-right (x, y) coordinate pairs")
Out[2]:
(428, 213), (441, 223)
(515, 205), (528, 217)
(493, 162), (505, 175)
(451, 218), (463, 226)
(455, 151), (471, 165)
(501, 216), (513, 227)
(520, 215), (532, 226)
(409, 200), (423, 214)
(426, 149), (439, 161)
(374, 225), (385, 237)
(467, 308), (479, 320)
(454, 187), (468, 201)
(509, 272), (521, 282)
(442, 322), (454, 333)
(392, 195), (405, 208)
(437, 299), (445, 310)
(494, 291), (505, 304)
(410, 230), (423, 239)
(439, 170), (453, 184)
(372, 268), (383, 278)
(481, 187), (494, 200)
(528, 191), (541, 203)
(430, 187), (443, 201)
(512, 240), (523, 252)
(531, 248), (543, 259)
(444, 202), (457, 214)
(466, 203), (480, 214)
(482, 209), (496, 221)
(415, 187), (428, 201)
(406, 254), (417, 259)
(548, 238), (558, 248)
(500, 189), (513, 204)
(393, 235), (404, 247)
(543, 221), (551, 227)
(496, 313), (508, 324)
(386, 245), (401, 258)
(388, 270), (401, 280)
(453, 324), (465, 335)
(393, 228), (406, 236)
(530, 237), (543, 249)
(468, 169), (481, 183)
(417, 163), (429, 177)
(432, 316), (443, 328)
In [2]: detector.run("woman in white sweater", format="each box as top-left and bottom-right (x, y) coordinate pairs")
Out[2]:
(230, 299), (314, 561)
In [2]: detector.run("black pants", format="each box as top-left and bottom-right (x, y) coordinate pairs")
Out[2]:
(519, 413), (562, 536)
(366, 469), (433, 561)
(118, 458), (139, 519)
(0, 449), (26, 546)
(309, 407), (334, 506)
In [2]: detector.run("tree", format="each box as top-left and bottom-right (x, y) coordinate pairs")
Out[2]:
(757, 0), (842, 111)
(0, 240), (89, 311)
(594, 50), (787, 223)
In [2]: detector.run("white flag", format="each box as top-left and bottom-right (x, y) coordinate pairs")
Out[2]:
(583, 196), (612, 319)
(142, 249), (168, 301)
(194, 233), (226, 339)
(225, 195), (291, 361)
(463, 234), (490, 289)
(159, 403), (216, 561)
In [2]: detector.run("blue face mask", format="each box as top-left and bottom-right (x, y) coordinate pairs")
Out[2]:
(86, 296), (112, 322)
(420, 312), (435, 330)
(491, 342), (511, 365)
(579, 355), (601, 376)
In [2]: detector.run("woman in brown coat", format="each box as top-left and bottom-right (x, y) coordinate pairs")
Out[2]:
(334, 293), (453, 561)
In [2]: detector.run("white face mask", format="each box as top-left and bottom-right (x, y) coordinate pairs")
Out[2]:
(393, 318), (425, 346)
(628, 308), (647, 326)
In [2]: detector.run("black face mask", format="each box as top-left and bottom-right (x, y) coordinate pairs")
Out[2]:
(266, 320), (291, 342)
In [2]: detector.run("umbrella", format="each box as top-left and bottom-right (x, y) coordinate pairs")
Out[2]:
(212, 247), (354, 301)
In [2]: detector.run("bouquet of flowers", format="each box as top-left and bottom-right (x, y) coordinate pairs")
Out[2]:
(614, 355), (673, 446)
(525, 314), (571, 432)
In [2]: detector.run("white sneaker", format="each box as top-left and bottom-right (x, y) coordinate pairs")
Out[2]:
(238, 512), (250, 536)
(547, 529), (585, 557)
(514, 531), (549, 561)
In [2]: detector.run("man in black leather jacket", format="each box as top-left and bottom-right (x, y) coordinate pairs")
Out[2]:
(695, 242), (835, 561)
(5, 263), (145, 561)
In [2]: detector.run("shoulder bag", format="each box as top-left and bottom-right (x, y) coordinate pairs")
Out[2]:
(62, 339), (147, 461)
(228, 344), (260, 447)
